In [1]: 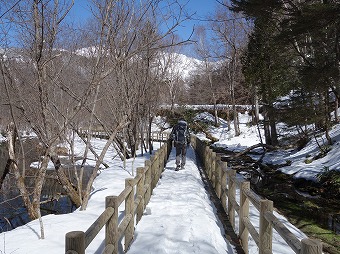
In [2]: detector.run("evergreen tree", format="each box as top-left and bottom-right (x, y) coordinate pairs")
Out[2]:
(231, 0), (340, 145)
(231, 0), (296, 145)
(278, 1), (340, 144)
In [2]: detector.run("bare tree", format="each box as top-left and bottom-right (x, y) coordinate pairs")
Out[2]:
(194, 26), (220, 126)
(76, 0), (192, 209)
(0, 0), (79, 238)
(0, 0), (193, 225)
(211, 5), (250, 136)
(157, 48), (187, 113)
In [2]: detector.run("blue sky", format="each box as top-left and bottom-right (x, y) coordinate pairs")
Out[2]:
(170, 0), (217, 40)
(69, 0), (218, 55)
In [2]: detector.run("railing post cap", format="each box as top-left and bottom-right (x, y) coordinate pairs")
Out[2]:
(65, 230), (84, 238)
(301, 238), (323, 254)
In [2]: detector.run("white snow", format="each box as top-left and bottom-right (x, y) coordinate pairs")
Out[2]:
(1, 110), (337, 254)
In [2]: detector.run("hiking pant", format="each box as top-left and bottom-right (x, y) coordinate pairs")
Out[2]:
(175, 142), (187, 167)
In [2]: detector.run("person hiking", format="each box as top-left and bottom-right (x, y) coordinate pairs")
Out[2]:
(170, 119), (190, 171)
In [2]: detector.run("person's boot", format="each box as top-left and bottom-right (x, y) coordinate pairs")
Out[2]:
(175, 165), (180, 171)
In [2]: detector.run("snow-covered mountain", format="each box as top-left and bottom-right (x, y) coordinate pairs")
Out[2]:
(1, 46), (223, 81)
(159, 52), (203, 79)
(156, 52), (224, 81)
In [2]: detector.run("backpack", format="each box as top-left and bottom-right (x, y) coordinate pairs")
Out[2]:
(174, 122), (187, 144)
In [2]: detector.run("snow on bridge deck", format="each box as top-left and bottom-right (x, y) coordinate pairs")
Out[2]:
(127, 147), (238, 254)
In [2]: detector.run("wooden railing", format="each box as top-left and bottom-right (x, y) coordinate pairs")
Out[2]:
(191, 136), (323, 254)
(78, 128), (169, 143)
(65, 139), (172, 254)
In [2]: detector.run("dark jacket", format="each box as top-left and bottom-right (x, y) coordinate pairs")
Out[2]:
(170, 120), (190, 145)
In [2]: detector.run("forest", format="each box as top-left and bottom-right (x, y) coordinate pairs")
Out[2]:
(0, 0), (339, 247)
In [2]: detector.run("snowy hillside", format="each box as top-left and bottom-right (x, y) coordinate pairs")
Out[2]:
(74, 46), (220, 80)
(156, 52), (224, 80)
(157, 52), (203, 79)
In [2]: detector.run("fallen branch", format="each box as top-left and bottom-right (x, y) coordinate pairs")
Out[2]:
(234, 143), (275, 158)
(193, 122), (219, 143)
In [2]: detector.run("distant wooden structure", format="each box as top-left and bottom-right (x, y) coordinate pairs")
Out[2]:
(78, 128), (169, 144)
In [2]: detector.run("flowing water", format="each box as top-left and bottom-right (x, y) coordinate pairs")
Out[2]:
(0, 142), (93, 233)
(213, 146), (340, 235)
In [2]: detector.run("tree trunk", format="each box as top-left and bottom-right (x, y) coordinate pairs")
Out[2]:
(269, 119), (278, 146)
(233, 104), (240, 136)
(334, 98), (339, 123)
(226, 107), (231, 131)
(268, 106), (278, 146)
(253, 86), (260, 124)
(6, 123), (40, 220)
(148, 114), (154, 154)
(209, 71), (219, 127)
(263, 109), (272, 145)
(81, 118), (129, 210)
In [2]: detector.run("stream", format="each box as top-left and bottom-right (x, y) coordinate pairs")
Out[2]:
(212, 146), (340, 235)
(0, 141), (94, 233)
(0, 166), (95, 233)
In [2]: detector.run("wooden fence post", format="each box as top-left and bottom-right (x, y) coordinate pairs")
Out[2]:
(136, 167), (145, 223)
(215, 155), (222, 198)
(209, 149), (214, 181)
(301, 238), (322, 254)
(221, 161), (228, 212)
(106, 196), (118, 254)
(206, 147), (211, 179)
(154, 151), (160, 187)
(159, 145), (164, 171)
(150, 154), (156, 190)
(211, 151), (216, 188)
(191, 135), (195, 149)
(65, 231), (85, 254)
(164, 143), (168, 168)
(228, 170), (236, 230)
(125, 178), (135, 251)
(199, 138), (205, 161)
(259, 199), (273, 254)
(240, 181), (250, 254)
(163, 141), (168, 167)
(157, 149), (163, 179)
(205, 146), (210, 176)
(145, 160), (152, 205)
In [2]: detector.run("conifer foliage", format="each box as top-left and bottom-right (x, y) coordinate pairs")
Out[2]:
(230, 0), (340, 145)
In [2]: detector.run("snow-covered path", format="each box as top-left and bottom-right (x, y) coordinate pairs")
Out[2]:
(127, 147), (237, 254)
(0, 136), (307, 254)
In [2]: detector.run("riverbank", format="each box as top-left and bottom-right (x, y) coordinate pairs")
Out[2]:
(211, 145), (340, 254)
(192, 110), (340, 253)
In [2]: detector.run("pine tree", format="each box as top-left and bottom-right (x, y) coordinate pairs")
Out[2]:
(231, 0), (340, 145)
(278, 1), (340, 144)
(231, 0), (296, 145)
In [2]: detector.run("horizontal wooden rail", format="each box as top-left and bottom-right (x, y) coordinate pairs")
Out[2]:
(65, 139), (172, 254)
(264, 211), (301, 253)
(84, 207), (115, 248)
(191, 135), (323, 254)
(78, 129), (169, 142)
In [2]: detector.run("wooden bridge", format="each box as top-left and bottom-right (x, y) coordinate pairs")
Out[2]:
(65, 135), (323, 254)
(78, 128), (169, 143)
